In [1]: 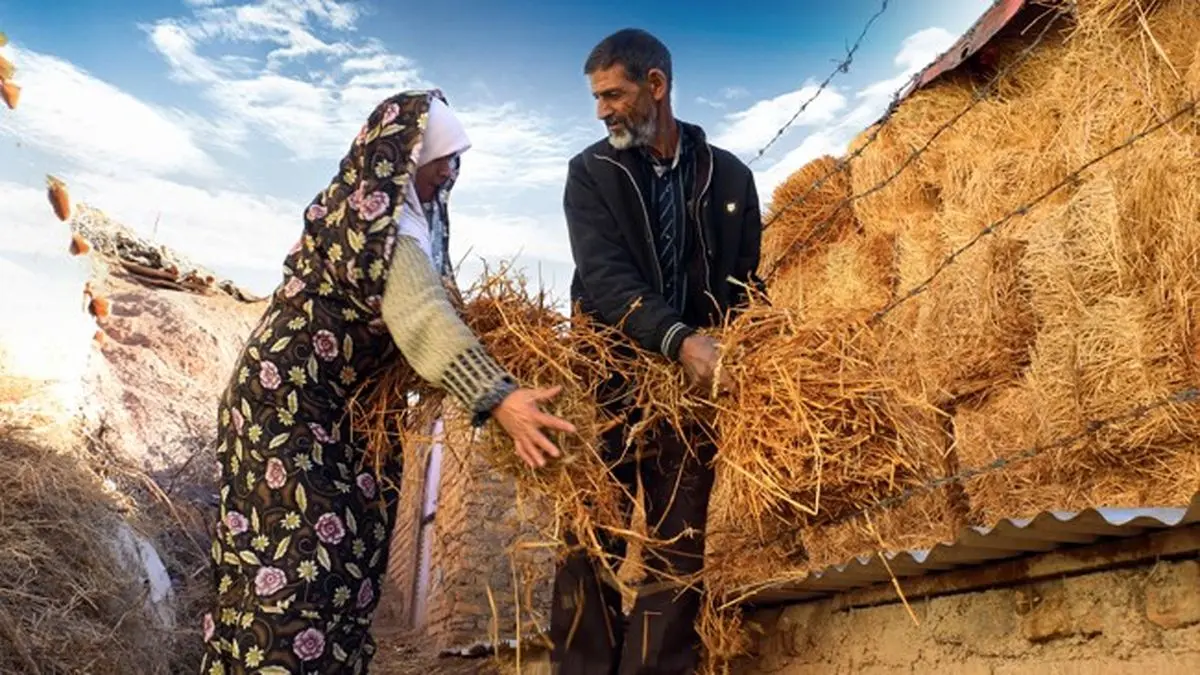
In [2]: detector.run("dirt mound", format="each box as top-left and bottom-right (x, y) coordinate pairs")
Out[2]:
(85, 263), (265, 476)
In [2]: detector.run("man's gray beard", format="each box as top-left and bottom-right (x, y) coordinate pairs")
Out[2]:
(607, 110), (657, 150)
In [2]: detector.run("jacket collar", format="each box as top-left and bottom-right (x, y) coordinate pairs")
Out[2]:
(593, 119), (714, 198)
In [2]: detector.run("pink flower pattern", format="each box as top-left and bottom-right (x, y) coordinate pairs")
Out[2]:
(254, 566), (288, 597)
(283, 277), (306, 299)
(265, 458), (287, 490)
(356, 191), (390, 221)
(203, 613), (215, 643)
(224, 511), (249, 535)
(315, 513), (346, 545)
(380, 102), (400, 126)
(356, 579), (375, 609)
(293, 627), (326, 661)
(309, 423), (335, 444)
(259, 361), (282, 390)
(312, 330), (339, 362)
(356, 473), (376, 499)
(347, 182), (367, 210)
(306, 203), (327, 223)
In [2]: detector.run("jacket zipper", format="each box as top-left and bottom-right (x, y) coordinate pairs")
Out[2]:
(693, 143), (715, 300)
(595, 154), (663, 293)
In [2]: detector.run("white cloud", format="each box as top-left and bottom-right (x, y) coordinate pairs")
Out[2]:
(141, 0), (579, 184)
(696, 86), (750, 109)
(895, 27), (957, 72)
(753, 133), (852, 201)
(450, 209), (572, 266)
(148, 22), (222, 84)
(0, 29), (575, 304)
(710, 84), (848, 155)
(0, 46), (218, 179)
(453, 104), (573, 190)
(0, 180), (70, 256)
(720, 86), (749, 100)
(743, 27), (959, 202)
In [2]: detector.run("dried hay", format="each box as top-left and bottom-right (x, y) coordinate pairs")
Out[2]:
(986, 24), (1074, 101)
(1029, 293), (1200, 459)
(0, 424), (169, 674)
(766, 228), (896, 325)
(761, 154), (858, 278)
(1048, 0), (1197, 160)
(703, 468), (811, 595)
(845, 77), (965, 238)
(1075, 0), (1176, 37)
(712, 307), (947, 535)
(933, 98), (1069, 228)
(954, 384), (1200, 525)
(880, 211), (1036, 404)
(352, 269), (700, 608)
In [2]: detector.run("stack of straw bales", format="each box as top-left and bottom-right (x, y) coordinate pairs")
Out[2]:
(356, 0), (1199, 669)
(750, 0), (1200, 566)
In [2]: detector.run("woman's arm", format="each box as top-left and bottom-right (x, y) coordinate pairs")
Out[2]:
(379, 234), (576, 467)
(378, 234), (516, 425)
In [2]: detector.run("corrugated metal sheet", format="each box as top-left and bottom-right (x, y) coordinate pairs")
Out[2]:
(750, 491), (1200, 604)
(895, 0), (1031, 105)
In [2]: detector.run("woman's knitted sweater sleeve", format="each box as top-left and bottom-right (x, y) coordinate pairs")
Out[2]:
(379, 235), (516, 423)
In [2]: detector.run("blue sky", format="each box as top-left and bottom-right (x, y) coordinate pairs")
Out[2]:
(0, 0), (992, 300)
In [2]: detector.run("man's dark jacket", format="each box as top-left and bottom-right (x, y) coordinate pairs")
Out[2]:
(563, 120), (764, 361)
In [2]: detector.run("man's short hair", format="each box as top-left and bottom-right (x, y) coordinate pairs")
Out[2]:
(584, 28), (672, 90)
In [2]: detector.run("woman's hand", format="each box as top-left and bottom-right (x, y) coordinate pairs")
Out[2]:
(491, 385), (576, 468)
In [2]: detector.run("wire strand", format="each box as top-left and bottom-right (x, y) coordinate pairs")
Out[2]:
(745, 0), (895, 166)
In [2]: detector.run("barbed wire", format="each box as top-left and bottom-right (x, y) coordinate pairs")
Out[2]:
(760, 5), (1067, 281)
(745, 0), (894, 167)
(869, 98), (1198, 324)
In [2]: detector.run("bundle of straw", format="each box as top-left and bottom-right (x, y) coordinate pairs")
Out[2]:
(713, 306), (947, 530)
(352, 267), (719, 603)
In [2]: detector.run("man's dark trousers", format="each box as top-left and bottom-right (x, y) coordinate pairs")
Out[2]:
(549, 409), (717, 675)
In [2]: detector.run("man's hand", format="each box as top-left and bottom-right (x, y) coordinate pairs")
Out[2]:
(679, 334), (731, 394)
(491, 385), (577, 469)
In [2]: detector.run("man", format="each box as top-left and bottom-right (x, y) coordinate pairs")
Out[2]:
(551, 28), (764, 674)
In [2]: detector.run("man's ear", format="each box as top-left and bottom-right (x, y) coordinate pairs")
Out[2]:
(647, 68), (669, 102)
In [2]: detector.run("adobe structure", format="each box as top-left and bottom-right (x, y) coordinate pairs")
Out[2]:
(374, 409), (554, 654)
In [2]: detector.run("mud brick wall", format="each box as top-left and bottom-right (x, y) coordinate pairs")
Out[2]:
(375, 415), (436, 636)
(377, 410), (555, 652)
(424, 420), (555, 651)
(736, 556), (1200, 674)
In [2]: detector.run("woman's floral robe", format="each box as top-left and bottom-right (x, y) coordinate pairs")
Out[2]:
(200, 90), (448, 675)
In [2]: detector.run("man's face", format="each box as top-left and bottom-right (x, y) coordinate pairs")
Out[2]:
(588, 64), (662, 150)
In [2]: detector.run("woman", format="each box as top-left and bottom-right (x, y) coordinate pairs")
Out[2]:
(199, 90), (574, 674)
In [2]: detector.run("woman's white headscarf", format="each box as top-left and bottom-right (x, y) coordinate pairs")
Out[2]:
(397, 95), (471, 267)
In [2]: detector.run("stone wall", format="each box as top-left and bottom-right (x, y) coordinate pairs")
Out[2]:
(732, 555), (1200, 674)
